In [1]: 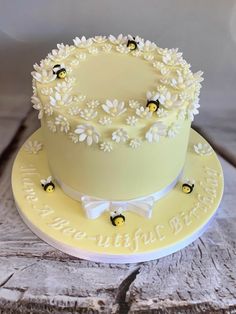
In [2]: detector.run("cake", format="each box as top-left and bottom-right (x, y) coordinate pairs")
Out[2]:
(31, 34), (203, 222)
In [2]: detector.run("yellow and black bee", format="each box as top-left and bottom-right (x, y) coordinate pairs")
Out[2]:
(40, 176), (55, 193)
(53, 64), (67, 79)
(110, 210), (125, 227)
(182, 180), (195, 194)
(146, 92), (160, 113)
(127, 35), (144, 51)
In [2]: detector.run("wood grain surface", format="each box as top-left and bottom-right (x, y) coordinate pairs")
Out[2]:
(0, 105), (235, 314)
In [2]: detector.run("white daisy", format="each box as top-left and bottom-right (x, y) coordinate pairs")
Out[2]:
(126, 116), (138, 126)
(73, 36), (93, 48)
(93, 36), (107, 43)
(55, 81), (73, 94)
(143, 40), (157, 52)
(102, 99), (127, 117)
(116, 45), (130, 54)
(55, 115), (70, 133)
(69, 132), (79, 143)
(47, 120), (57, 133)
(145, 122), (167, 143)
(98, 116), (113, 126)
(167, 123), (181, 138)
(50, 92), (73, 107)
(187, 101), (200, 121)
(88, 46), (99, 55)
(129, 139), (141, 149)
(75, 52), (87, 61)
(86, 100), (100, 109)
(135, 106), (152, 119)
(44, 103), (54, 116)
(68, 105), (81, 116)
(194, 143), (213, 156)
(31, 69), (56, 83)
(24, 140), (43, 154)
(131, 50), (143, 57)
(47, 45), (71, 62)
(100, 142), (113, 153)
(31, 96), (43, 119)
(102, 44), (112, 53)
(40, 87), (53, 96)
(144, 54), (154, 61)
(156, 108), (168, 118)
(108, 34), (127, 45)
(128, 100), (141, 109)
(79, 108), (98, 121)
(112, 128), (129, 143)
(74, 124), (100, 146)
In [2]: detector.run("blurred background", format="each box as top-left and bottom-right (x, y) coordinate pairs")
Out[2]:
(0, 0), (235, 157)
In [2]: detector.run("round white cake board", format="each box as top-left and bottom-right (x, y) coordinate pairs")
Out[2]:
(12, 128), (224, 263)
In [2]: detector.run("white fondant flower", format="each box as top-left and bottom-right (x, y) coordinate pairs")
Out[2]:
(102, 99), (127, 117)
(102, 44), (112, 53)
(44, 103), (54, 116)
(187, 101), (200, 121)
(86, 100), (100, 109)
(79, 108), (98, 121)
(152, 61), (170, 75)
(98, 116), (113, 126)
(194, 143), (213, 156)
(40, 87), (53, 96)
(128, 100), (141, 109)
(93, 36), (107, 43)
(68, 105), (81, 116)
(152, 87), (170, 105)
(24, 140), (43, 154)
(73, 36), (93, 48)
(75, 52), (87, 61)
(177, 109), (186, 121)
(55, 81), (73, 94)
(132, 50), (143, 57)
(88, 46), (99, 55)
(144, 54), (154, 61)
(162, 48), (183, 66)
(167, 123), (181, 138)
(108, 34), (127, 45)
(47, 120), (57, 133)
(112, 128), (129, 143)
(129, 139), (141, 149)
(47, 44), (71, 62)
(55, 115), (70, 133)
(100, 142), (113, 153)
(116, 45), (130, 54)
(156, 108), (168, 118)
(145, 122), (167, 143)
(50, 92), (73, 107)
(135, 106), (152, 119)
(39, 58), (52, 69)
(31, 68), (56, 83)
(74, 124), (100, 146)
(31, 96), (43, 119)
(126, 116), (138, 126)
(69, 132), (79, 143)
(57, 43), (75, 53)
(143, 40), (157, 52)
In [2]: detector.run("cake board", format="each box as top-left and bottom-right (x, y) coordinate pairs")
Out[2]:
(11, 128), (224, 263)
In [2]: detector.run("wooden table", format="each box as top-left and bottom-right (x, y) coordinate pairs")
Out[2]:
(0, 100), (235, 314)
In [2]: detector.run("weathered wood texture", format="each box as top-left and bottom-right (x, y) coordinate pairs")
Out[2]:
(0, 107), (235, 313)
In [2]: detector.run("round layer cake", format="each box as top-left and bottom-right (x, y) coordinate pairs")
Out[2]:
(31, 35), (203, 202)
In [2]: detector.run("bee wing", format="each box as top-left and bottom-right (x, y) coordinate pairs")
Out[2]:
(47, 176), (52, 183)
(40, 179), (46, 185)
(146, 91), (152, 100)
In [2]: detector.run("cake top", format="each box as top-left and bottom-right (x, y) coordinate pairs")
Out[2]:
(31, 35), (203, 150)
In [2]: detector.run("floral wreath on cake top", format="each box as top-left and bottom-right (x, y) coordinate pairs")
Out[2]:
(31, 34), (203, 152)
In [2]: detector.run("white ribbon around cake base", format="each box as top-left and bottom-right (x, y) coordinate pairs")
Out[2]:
(55, 170), (183, 219)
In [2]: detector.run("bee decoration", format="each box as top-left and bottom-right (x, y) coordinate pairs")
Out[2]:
(110, 209), (125, 227)
(127, 35), (144, 51)
(53, 64), (67, 79)
(146, 91), (160, 113)
(182, 179), (195, 194)
(40, 176), (55, 193)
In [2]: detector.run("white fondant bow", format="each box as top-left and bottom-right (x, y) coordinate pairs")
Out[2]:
(81, 195), (154, 219)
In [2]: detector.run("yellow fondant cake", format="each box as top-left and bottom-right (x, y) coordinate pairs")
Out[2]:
(31, 35), (203, 219)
